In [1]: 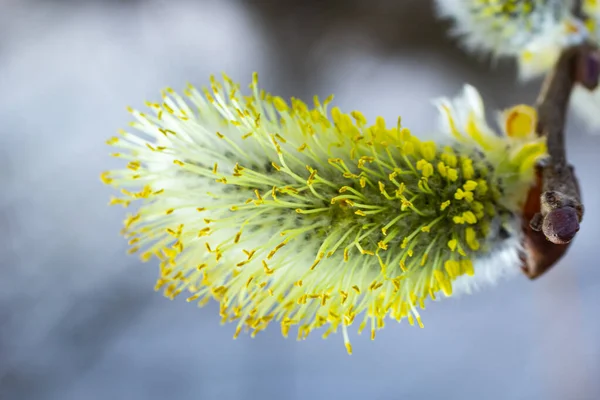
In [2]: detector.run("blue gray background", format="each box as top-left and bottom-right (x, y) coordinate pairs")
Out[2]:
(1, 0), (599, 399)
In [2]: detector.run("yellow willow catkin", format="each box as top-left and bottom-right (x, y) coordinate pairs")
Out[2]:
(102, 74), (547, 354)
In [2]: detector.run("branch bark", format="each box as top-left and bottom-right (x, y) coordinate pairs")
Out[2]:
(532, 46), (585, 244)
(521, 42), (599, 278)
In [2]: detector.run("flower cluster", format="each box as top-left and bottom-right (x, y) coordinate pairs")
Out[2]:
(436, 0), (600, 130)
(102, 74), (546, 353)
(435, 0), (587, 79)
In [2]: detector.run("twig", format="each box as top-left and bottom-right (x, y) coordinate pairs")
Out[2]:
(521, 41), (599, 278)
(531, 46), (585, 245)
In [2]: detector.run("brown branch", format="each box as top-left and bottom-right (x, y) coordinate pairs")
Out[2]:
(532, 46), (585, 244)
(520, 41), (599, 278)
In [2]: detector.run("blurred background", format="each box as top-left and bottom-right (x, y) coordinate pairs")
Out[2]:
(1, 0), (599, 399)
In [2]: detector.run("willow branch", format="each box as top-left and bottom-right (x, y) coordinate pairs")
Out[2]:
(520, 43), (599, 279)
(530, 45), (589, 245)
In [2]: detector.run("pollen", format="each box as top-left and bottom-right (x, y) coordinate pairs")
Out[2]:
(103, 74), (546, 354)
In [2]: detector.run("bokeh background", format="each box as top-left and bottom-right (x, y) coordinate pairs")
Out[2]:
(1, 0), (600, 399)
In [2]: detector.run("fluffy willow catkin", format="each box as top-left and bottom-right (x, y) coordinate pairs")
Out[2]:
(435, 0), (600, 132)
(102, 73), (546, 353)
(435, 0), (588, 79)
